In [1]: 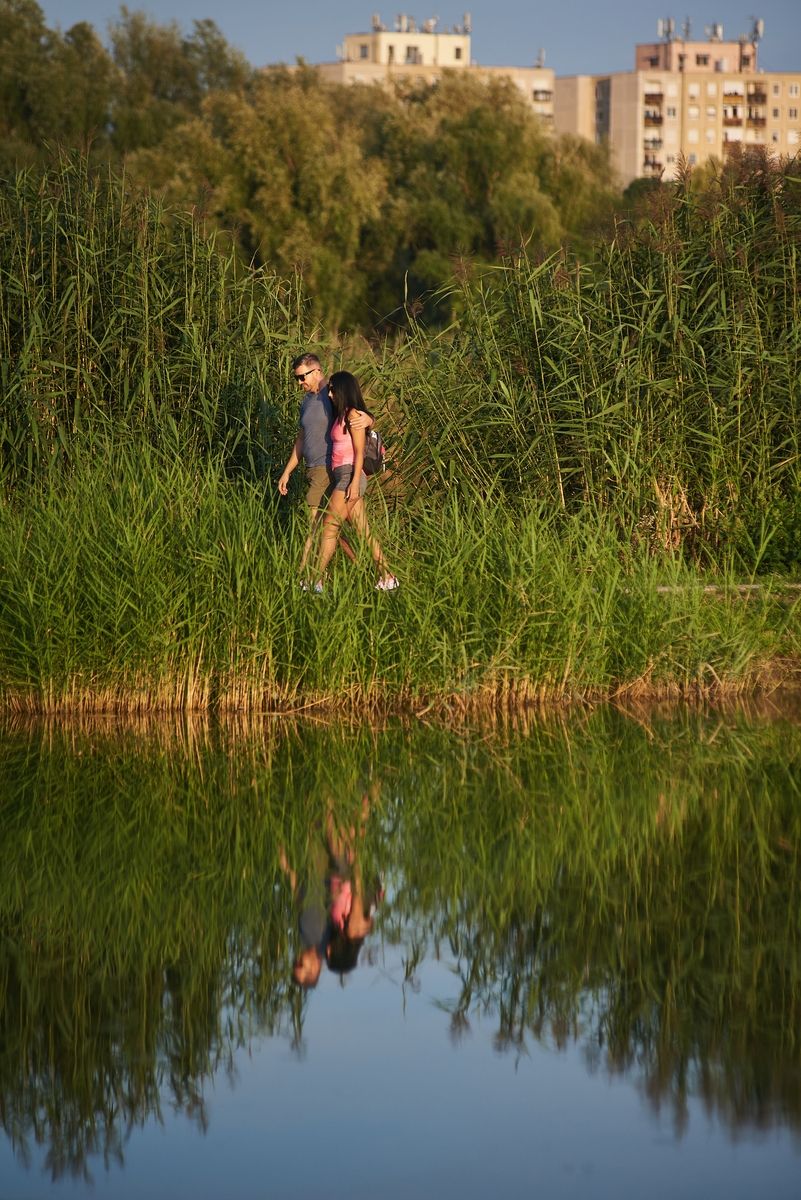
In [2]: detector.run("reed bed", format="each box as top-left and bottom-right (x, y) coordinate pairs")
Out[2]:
(0, 155), (304, 488)
(0, 441), (798, 713)
(0, 155), (800, 711)
(376, 151), (801, 567)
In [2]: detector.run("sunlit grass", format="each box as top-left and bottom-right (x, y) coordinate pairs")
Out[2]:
(0, 443), (798, 712)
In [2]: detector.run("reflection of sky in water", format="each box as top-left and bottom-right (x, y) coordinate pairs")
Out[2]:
(2, 947), (799, 1200)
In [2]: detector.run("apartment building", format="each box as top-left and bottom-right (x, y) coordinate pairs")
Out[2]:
(313, 14), (555, 125)
(555, 23), (801, 186)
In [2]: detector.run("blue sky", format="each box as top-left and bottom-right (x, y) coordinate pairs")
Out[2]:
(38, 0), (801, 75)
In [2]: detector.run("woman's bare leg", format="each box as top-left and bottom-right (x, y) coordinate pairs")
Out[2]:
(346, 496), (388, 576)
(317, 491), (348, 581)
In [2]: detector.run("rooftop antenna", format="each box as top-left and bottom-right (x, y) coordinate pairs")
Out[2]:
(463, 11), (472, 34)
(657, 17), (675, 41)
(534, 47), (545, 68)
(750, 16), (765, 42)
(681, 16), (691, 39)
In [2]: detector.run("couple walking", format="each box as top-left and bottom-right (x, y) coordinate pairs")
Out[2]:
(277, 353), (398, 592)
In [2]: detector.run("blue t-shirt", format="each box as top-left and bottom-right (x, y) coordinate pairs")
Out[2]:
(299, 384), (333, 469)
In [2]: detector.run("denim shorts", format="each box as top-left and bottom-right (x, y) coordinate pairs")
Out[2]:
(332, 464), (367, 497)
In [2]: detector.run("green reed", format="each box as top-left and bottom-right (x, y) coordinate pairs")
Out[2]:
(0, 155), (304, 488)
(0, 439), (797, 712)
(378, 153), (801, 567)
(1, 156), (800, 712)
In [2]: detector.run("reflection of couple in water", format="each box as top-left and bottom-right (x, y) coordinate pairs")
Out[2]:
(280, 799), (381, 989)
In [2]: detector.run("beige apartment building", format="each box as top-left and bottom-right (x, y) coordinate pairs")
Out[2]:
(313, 13), (555, 125)
(555, 25), (801, 185)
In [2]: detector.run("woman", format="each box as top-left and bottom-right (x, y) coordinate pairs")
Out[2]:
(316, 371), (398, 591)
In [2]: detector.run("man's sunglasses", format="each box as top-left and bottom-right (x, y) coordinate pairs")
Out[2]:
(294, 369), (317, 382)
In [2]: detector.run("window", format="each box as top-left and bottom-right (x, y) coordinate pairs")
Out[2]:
(687, 128), (699, 144)
(706, 129), (716, 143)
(688, 83), (700, 98)
(666, 153), (676, 163)
(405, 45), (419, 63)
(772, 131), (780, 143)
(741, 55), (751, 67)
(359, 43), (369, 59)
(789, 130), (800, 145)
(773, 83), (781, 96)
(773, 107), (780, 118)
(667, 82), (678, 97)
(696, 54), (709, 66)
(666, 106), (677, 118)
(454, 47), (462, 60)
(688, 153), (697, 164)
(688, 104), (700, 119)
(790, 107), (799, 120)
(706, 105), (717, 118)
(790, 84), (800, 97)
(707, 82), (717, 96)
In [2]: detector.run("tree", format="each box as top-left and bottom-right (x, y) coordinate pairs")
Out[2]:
(125, 69), (387, 331)
(109, 7), (250, 153)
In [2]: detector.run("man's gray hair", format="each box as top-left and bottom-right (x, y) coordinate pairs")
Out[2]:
(291, 352), (321, 371)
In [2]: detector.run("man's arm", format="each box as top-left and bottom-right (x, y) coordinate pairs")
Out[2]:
(278, 434), (303, 495)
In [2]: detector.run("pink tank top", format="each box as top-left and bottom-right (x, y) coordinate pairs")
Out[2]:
(330, 413), (355, 468)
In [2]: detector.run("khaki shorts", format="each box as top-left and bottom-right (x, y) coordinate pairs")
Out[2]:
(305, 466), (334, 510)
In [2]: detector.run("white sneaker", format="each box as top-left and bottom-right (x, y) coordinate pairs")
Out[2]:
(313, 581), (324, 593)
(376, 575), (399, 592)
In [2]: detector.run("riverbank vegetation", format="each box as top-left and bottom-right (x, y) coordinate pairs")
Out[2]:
(0, 152), (799, 712)
(0, 6), (800, 712)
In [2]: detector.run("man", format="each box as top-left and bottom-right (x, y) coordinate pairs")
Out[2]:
(277, 353), (371, 578)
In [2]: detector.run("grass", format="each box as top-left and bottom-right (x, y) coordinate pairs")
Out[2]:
(0, 441), (798, 713)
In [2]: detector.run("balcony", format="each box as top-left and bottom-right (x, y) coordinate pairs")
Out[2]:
(723, 90), (745, 100)
(644, 113), (664, 126)
(748, 89), (767, 104)
(643, 138), (664, 150)
(644, 92), (663, 104)
(643, 158), (663, 173)
(723, 116), (743, 126)
(747, 115), (767, 127)
(532, 90), (552, 102)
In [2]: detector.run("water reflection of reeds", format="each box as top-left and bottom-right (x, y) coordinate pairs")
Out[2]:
(1, 705), (800, 1176)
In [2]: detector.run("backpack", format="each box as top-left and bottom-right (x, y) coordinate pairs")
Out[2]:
(363, 427), (386, 476)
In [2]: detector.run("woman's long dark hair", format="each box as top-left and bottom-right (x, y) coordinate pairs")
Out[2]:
(328, 370), (367, 425)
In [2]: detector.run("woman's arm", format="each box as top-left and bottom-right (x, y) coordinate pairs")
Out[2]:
(347, 408), (373, 433)
(345, 416), (365, 504)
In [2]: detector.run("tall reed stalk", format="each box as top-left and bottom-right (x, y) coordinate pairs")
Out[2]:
(377, 151), (801, 567)
(0, 440), (796, 712)
(0, 154), (306, 487)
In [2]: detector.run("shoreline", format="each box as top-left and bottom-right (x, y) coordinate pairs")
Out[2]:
(2, 658), (800, 720)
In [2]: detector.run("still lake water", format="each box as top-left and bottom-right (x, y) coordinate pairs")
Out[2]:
(1, 703), (800, 1198)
